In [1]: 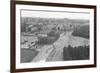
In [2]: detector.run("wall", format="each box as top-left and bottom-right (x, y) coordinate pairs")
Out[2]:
(0, 0), (100, 73)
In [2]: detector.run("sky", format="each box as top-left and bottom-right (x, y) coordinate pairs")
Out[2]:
(21, 10), (90, 20)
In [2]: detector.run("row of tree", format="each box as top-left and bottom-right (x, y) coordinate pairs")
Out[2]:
(63, 45), (89, 60)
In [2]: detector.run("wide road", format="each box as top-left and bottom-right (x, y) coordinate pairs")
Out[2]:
(46, 31), (72, 61)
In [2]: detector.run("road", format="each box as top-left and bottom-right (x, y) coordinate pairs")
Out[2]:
(46, 32), (72, 61)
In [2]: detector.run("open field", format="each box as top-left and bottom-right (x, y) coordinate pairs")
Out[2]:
(21, 49), (38, 63)
(72, 25), (89, 39)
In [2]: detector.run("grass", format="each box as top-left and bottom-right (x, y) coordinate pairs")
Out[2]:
(72, 25), (89, 39)
(21, 49), (38, 63)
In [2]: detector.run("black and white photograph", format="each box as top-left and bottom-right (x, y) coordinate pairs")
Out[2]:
(11, 1), (96, 72)
(20, 10), (90, 63)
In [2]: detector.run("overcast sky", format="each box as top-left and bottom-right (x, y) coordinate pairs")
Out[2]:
(21, 10), (90, 20)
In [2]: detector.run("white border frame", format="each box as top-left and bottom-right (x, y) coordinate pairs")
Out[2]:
(16, 4), (94, 69)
